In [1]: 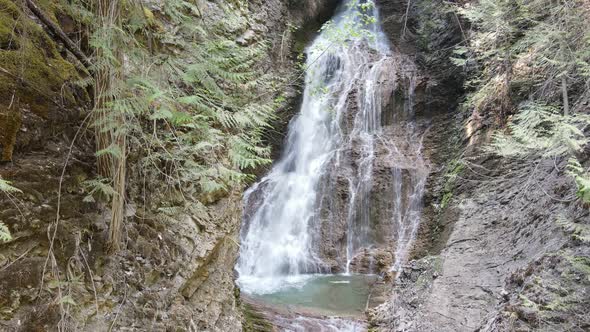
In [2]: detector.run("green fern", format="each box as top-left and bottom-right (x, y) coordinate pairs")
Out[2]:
(0, 178), (18, 242)
(567, 158), (590, 203)
(0, 179), (22, 193)
(557, 214), (590, 243)
(315, 0), (378, 52)
(0, 222), (11, 243)
(64, 0), (279, 224)
(228, 134), (272, 170)
(82, 177), (118, 203)
(489, 102), (590, 157)
(456, 0), (590, 122)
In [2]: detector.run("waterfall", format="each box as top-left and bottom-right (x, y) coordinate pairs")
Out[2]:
(236, 0), (427, 296)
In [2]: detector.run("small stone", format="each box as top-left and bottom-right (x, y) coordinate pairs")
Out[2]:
(500, 289), (509, 300)
(236, 30), (257, 46)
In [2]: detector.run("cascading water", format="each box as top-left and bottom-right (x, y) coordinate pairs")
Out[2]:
(382, 127), (428, 274)
(236, 0), (428, 317)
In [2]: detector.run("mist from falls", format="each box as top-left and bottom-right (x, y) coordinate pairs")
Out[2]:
(236, 0), (427, 296)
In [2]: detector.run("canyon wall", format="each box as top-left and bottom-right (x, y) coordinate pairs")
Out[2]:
(369, 1), (590, 331)
(0, 0), (338, 330)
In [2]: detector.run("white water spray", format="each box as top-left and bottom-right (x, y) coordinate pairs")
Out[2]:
(236, 0), (427, 296)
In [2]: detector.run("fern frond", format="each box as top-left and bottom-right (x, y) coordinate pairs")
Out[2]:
(0, 178), (22, 193)
(489, 102), (590, 157)
(82, 177), (117, 202)
(228, 135), (272, 169)
(567, 158), (590, 203)
(557, 214), (590, 243)
(0, 222), (11, 243)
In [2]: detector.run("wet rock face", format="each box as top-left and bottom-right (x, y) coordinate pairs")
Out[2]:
(366, 100), (590, 332)
(313, 51), (429, 274)
(349, 247), (394, 275)
(376, 0), (465, 115)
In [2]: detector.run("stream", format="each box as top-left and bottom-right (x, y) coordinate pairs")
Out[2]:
(236, 0), (427, 329)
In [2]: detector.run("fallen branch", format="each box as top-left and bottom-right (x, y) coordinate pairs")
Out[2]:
(24, 0), (92, 70)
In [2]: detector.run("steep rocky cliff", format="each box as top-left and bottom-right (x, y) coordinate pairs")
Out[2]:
(0, 0), (338, 330)
(369, 1), (590, 331)
(2, 0), (588, 331)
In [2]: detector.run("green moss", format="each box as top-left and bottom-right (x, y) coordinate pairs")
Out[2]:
(36, 0), (61, 23)
(0, 0), (81, 159)
(440, 192), (453, 209)
(0, 0), (20, 49)
(0, 12), (78, 114)
(0, 0), (78, 108)
(432, 256), (443, 273)
(242, 303), (273, 332)
(542, 298), (571, 312)
(567, 256), (590, 279)
(444, 161), (464, 191)
(439, 159), (464, 209)
(0, 108), (21, 161)
(519, 295), (538, 309)
(0, 0), (19, 17)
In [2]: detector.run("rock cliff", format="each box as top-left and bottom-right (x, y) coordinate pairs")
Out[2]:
(369, 1), (590, 331)
(0, 0), (339, 330)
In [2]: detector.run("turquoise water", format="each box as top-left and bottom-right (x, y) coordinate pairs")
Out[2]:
(250, 274), (377, 317)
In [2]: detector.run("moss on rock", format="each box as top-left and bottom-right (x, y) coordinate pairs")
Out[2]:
(242, 302), (274, 332)
(0, 108), (21, 161)
(0, 0), (80, 160)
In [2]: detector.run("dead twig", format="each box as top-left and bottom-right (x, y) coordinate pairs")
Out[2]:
(0, 246), (34, 272)
(80, 247), (100, 316)
(108, 279), (128, 332)
(38, 109), (94, 326)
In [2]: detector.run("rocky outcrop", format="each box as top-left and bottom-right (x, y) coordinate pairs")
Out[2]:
(376, 0), (465, 114)
(0, 135), (246, 332)
(312, 50), (428, 274)
(0, 0), (341, 331)
(368, 1), (590, 331)
(369, 142), (590, 331)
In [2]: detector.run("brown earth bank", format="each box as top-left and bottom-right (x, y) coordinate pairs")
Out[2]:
(0, 0), (340, 331)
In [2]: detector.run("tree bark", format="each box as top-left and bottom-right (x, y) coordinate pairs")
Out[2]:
(562, 75), (570, 116)
(93, 0), (126, 252)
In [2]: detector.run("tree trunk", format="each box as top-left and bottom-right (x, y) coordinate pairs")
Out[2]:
(562, 75), (570, 116)
(93, 0), (126, 252)
(109, 133), (126, 252)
